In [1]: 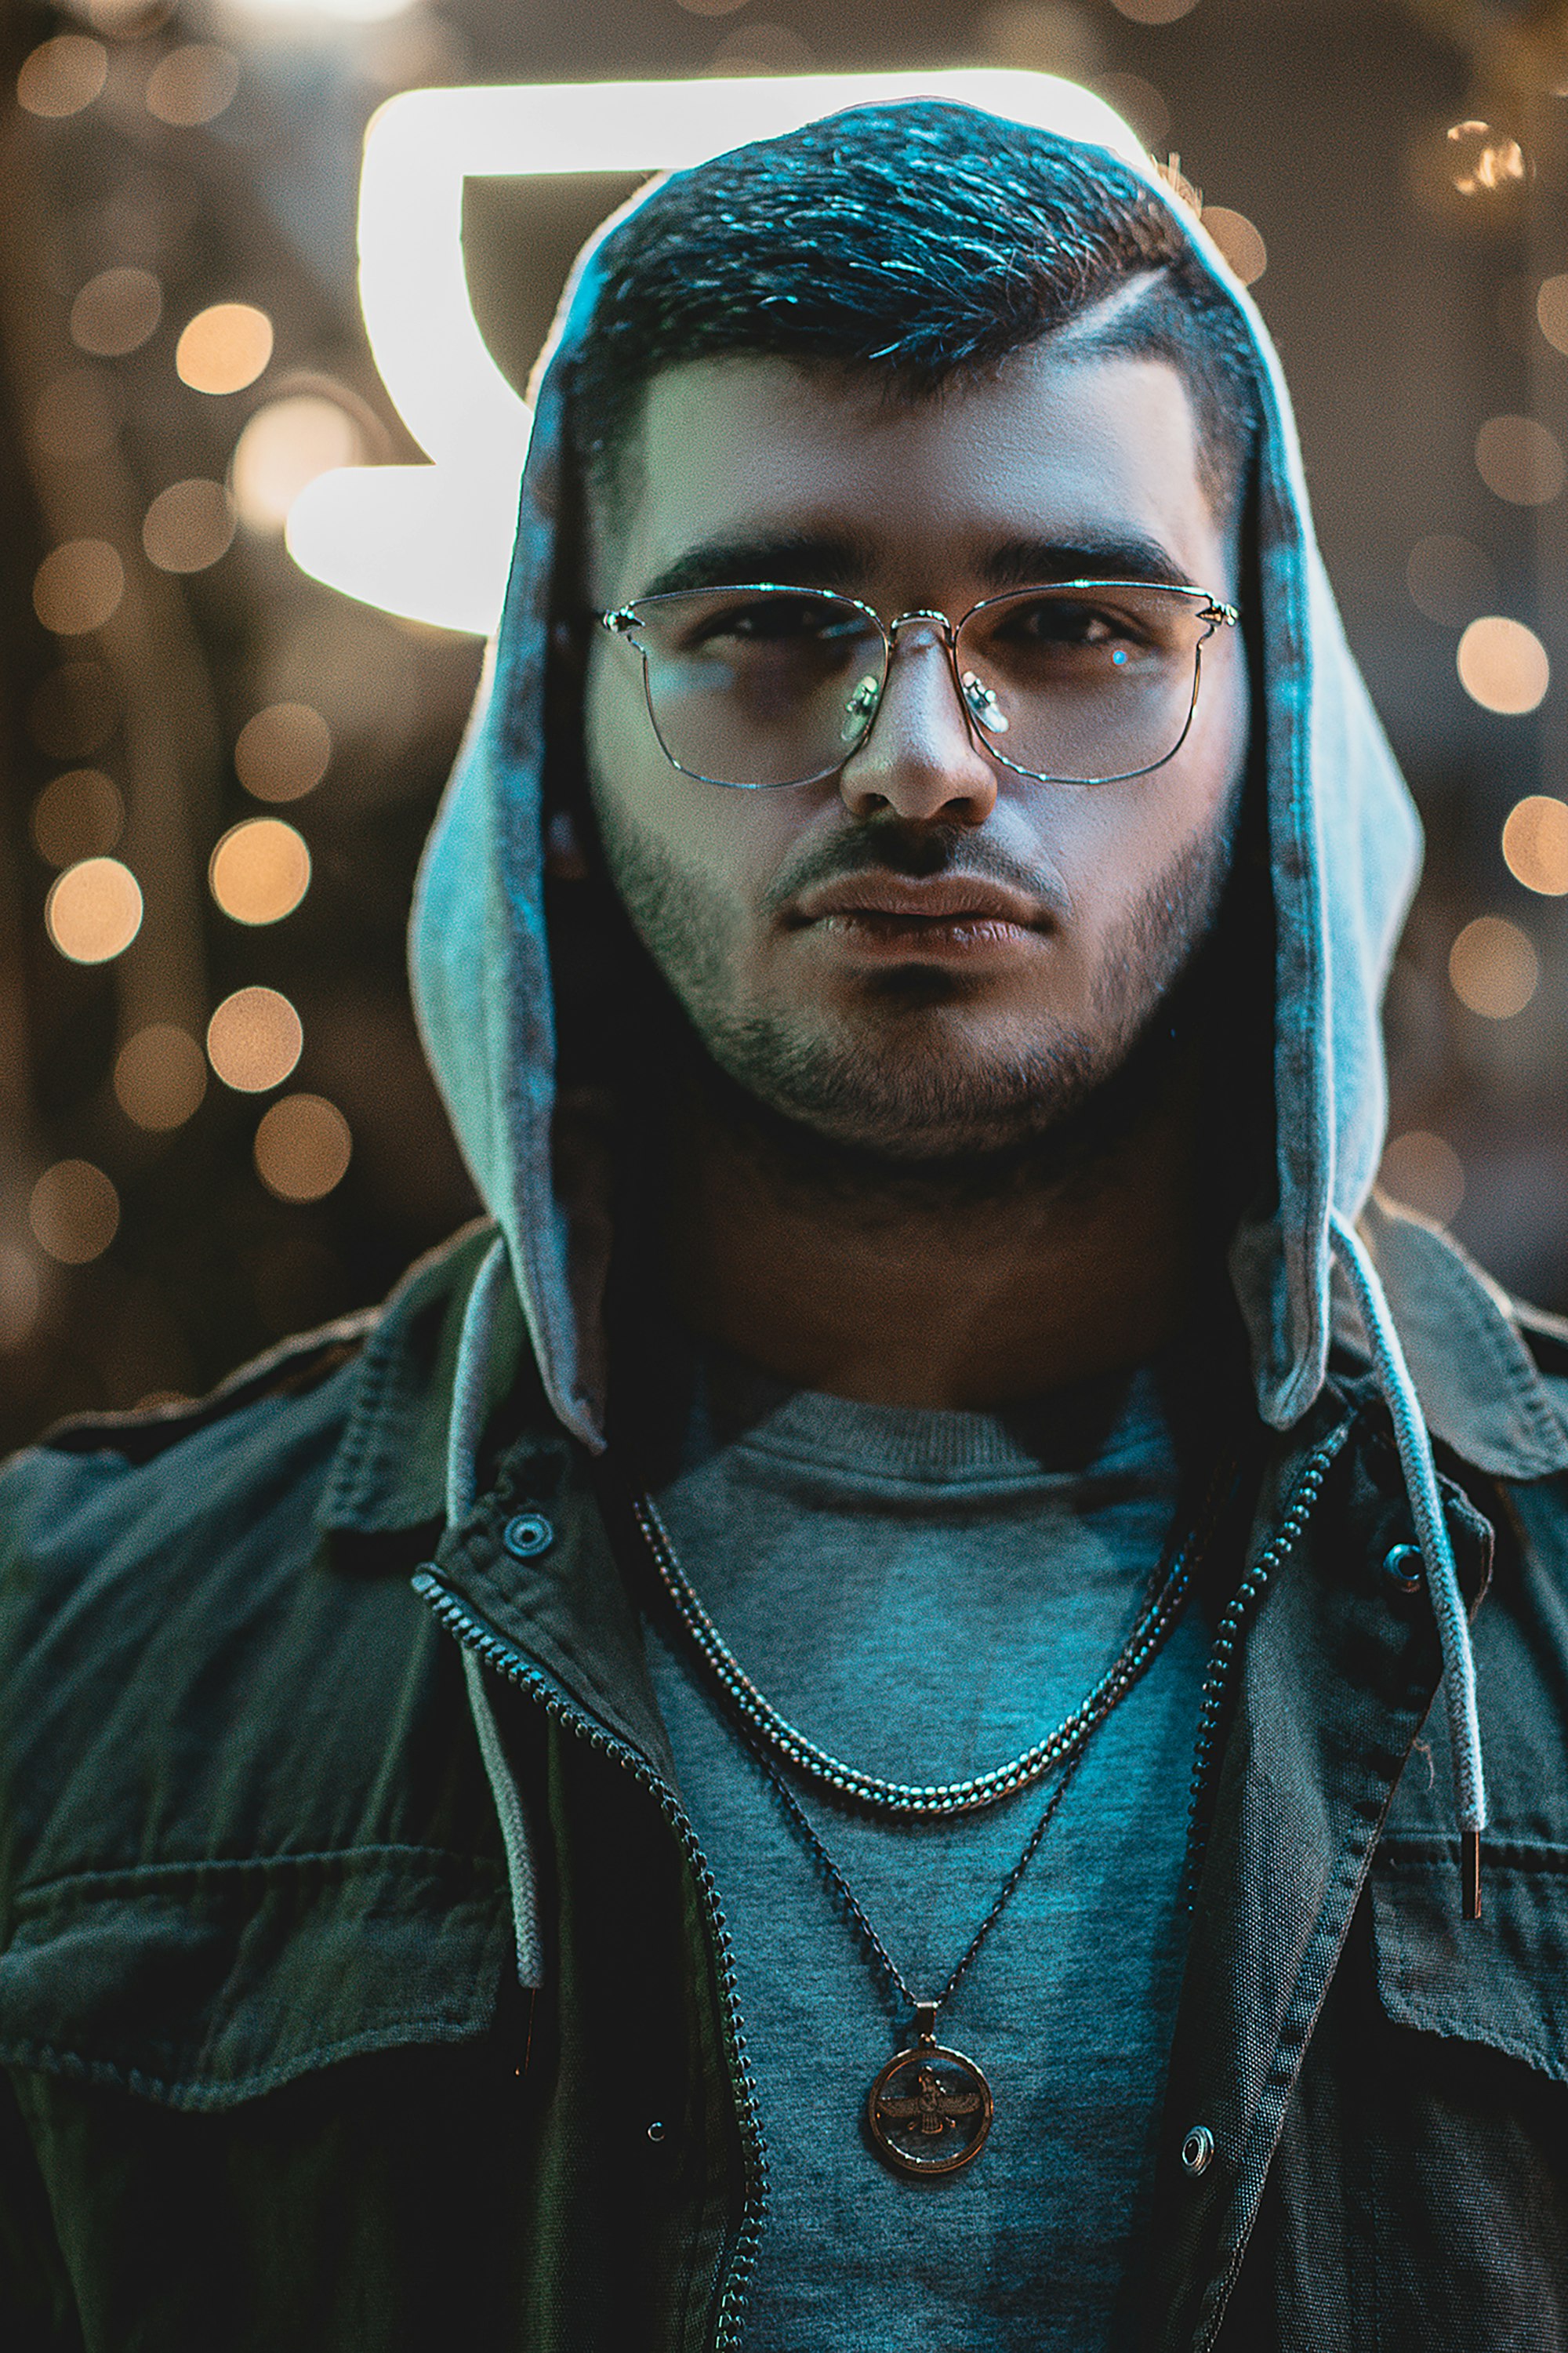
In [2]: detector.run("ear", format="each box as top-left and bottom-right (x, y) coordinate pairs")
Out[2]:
(545, 806), (592, 881)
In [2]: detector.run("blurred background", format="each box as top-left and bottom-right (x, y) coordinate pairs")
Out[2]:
(2, 0), (1566, 1450)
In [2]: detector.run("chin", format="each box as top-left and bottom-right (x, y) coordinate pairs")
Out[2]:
(704, 1001), (1117, 1166)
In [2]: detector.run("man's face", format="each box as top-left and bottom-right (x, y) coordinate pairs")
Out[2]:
(583, 339), (1250, 1160)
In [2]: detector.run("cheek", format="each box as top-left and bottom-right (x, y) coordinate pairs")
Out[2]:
(585, 651), (797, 906)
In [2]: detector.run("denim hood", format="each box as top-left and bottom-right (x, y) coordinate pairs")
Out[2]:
(409, 88), (1421, 1453)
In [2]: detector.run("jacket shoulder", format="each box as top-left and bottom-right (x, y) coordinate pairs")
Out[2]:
(0, 1222), (506, 1905)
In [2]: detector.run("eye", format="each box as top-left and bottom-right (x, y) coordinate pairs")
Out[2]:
(998, 597), (1145, 650)
(697, 595), (858, 647)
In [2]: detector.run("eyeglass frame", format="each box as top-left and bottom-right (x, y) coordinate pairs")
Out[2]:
(597, 578), (1242, 792)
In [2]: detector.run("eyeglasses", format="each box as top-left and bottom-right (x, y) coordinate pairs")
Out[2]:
(599, 579), (1240, 792)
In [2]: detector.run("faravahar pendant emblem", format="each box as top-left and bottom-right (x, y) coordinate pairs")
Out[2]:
(866, 2005), (993, 2177)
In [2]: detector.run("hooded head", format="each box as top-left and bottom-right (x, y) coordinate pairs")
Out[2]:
(418, 89), (1507, 1914)
(412, 91), (1420, 1451)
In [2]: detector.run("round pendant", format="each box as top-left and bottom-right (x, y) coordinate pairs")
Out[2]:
(866, 2038), (994, 2177)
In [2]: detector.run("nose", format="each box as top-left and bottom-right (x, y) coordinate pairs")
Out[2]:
(837, 623), (999, 826)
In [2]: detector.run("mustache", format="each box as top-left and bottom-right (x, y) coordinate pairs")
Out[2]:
(760, 820), (1071, 923)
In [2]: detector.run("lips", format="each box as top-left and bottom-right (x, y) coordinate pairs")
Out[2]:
(787, 873), (1050, 932)
(781, 870), (1050, 950)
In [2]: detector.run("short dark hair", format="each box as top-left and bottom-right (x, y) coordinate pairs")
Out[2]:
(567, 100), (1261, 524)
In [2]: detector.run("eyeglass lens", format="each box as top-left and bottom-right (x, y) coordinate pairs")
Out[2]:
(615, 583), (1216, 790)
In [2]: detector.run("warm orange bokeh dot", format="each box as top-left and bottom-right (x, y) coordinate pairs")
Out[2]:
(143, 479), (236, 573)
(1456, 616), (1549, 715)
(209, 817), (311, 924)
(70, 266), (162, 359)
(45, 856), (143, 963)
(254, 1094), (352, 1201)
(16, 34), (107, 118)
(1202, 206), (1266, 285)
(1501, 796), (1568, 896)
(31, 770), (123, 867)
(30, 1160), (119, 1265)
(33, 539), (124, 635)
(145, 42), (239, 127)
(114, 1025), (208, 1131)
(1378, 1131), (1465, 1226)
(1449, 916), (1538, 1019)
(207, 986), (303, 1091)
(176, 303), (273, 396)
(234, 703), (332, 801)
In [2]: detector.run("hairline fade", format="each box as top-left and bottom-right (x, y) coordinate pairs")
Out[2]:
(565, 100), (1262, 535)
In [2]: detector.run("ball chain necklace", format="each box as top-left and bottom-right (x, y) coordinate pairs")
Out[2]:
(629, 1456), (1236, 2178)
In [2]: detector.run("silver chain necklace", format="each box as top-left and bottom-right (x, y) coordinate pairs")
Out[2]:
(629, 1457), (1235, 1820)
(630, 1456), (1237, 2175)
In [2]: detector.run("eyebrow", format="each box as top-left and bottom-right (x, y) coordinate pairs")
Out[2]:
(980, 534), (1195, 592)
(632, 532), (875, 601)
(627, 525), (1197, 605)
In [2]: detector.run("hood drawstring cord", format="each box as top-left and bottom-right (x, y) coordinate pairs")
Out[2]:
(445, 1233), (544, 1985)
(1329, 1210), (1486, 1921)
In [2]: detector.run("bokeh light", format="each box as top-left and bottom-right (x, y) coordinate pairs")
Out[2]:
(1406, 532), (1495, 627)
(1379, 1131), (1465, 1226)
(1539, 272), (1568, 358)
(254, 1093), (353, 1200)
(1501, 795), (1568, 896)
(33, 539), (124, 636)
(144, 42), (240, 126)
(28, 659), (119, 759)
(207, 986), (303, 1091)
(1449, 915), (1539, 1019)
(1109, 0), (1196, 20)
(16, 34), (107, 118)
(143, 479), (237, 572)
(70, 267), (162, 359)
(1446, 120), (1526, 196)
(45, 857), (143, 963)
(209, 817), (311, 924)
(31, 367), (122, 463)
(29, 1160), (120, 1265)
(114, 1024), (208, 1130)
(31, 769), (124, 866)
(84, 0), (174, 34)
(1202, 206), (1266, 285)
(234, 702), (332, 801)
(0, 1249), (42, 1352)
(231, 396), (363, 532)
(176, 303), (274, 396)
(1093, 71), (1170, 154)
(1456, 615), (1549, 715)
(1475, 415), (1564, 507)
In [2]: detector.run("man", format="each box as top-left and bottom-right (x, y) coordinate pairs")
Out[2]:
(2, 93), (1566, 2353)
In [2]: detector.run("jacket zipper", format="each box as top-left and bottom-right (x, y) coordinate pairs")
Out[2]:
(1181, 1425), (1349, 1905)
(414, 1571), (768, 2352)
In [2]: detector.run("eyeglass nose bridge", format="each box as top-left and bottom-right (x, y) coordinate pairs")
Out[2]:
(851, 608), (996, 758)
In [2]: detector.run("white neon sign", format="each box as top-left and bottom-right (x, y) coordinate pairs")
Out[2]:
(285, 72), (1145, 636)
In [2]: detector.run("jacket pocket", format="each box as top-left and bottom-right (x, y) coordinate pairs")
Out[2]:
(0, 1845), (509, 2108)
(1370, 1833), (1568, 2081)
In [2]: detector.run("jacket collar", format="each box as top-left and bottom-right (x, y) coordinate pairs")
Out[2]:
(315, 1194), (1568, 1541)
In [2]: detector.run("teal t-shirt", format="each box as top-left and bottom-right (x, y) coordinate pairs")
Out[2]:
(645, 1366), (1207, 2351)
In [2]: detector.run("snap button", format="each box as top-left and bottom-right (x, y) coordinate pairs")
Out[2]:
(503, 1512), (554, 1560)
(1181, 2124), (1215, 2177)
(1381, 1543), (1423, 1596)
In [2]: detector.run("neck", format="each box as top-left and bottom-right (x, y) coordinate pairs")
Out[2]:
(651, 1021), (1213, 1414)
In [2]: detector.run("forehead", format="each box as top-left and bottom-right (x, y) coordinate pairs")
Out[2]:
(594, 343), (1230, 604)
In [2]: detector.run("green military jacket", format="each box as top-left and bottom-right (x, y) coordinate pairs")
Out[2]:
(3, 1213), (1568, 2351)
